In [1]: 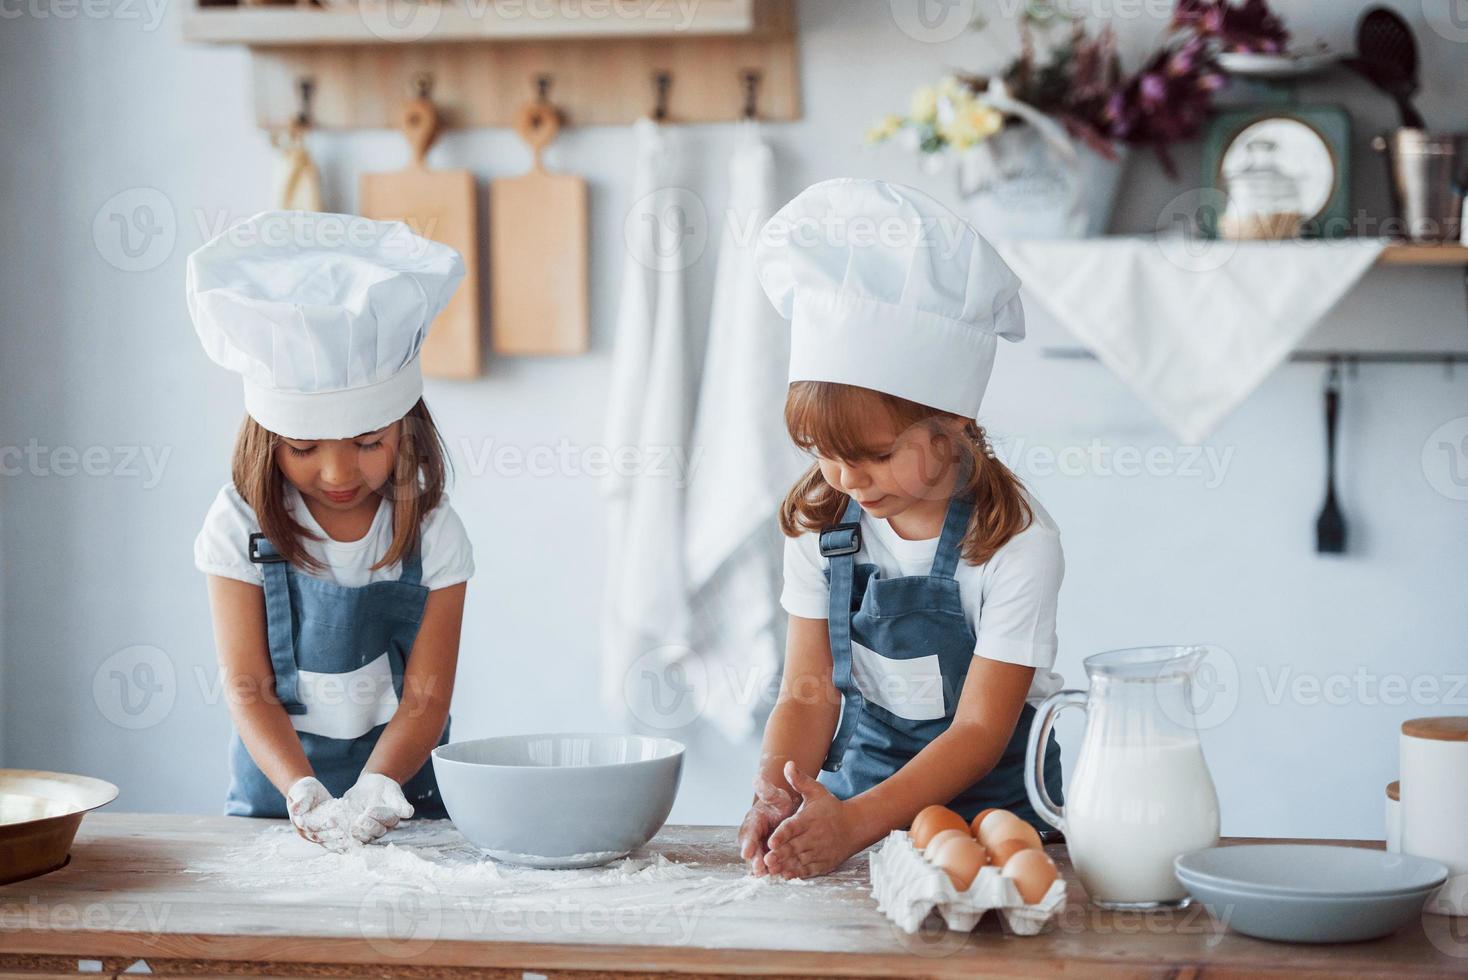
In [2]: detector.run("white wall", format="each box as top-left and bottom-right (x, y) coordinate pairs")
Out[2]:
(2, 0), (1466, 839)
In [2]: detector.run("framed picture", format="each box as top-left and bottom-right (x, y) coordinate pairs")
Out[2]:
(1201, 105), (1351, 239)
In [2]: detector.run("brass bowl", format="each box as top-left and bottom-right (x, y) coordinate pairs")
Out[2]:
(0, 770), (118, 885)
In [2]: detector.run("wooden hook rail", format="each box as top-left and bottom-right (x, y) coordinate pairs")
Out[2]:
(185, 0), (800, 129)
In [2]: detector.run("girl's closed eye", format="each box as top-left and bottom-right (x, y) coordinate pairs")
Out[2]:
(356, 439), (385, 452)
(286, 443), (317, 458)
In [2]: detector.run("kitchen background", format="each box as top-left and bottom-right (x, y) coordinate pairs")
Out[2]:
(1, 0), (1466, 840)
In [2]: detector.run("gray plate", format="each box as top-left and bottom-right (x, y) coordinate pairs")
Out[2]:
(1216, 51), (1339, 79)
(1174, 845), (1447, 943)
(1177, 844), (1448, 896)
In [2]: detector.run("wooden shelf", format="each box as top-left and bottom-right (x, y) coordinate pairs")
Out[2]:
(183, 0), (800, 128)
(1003, 238), (1468, 268)
(183, 0), (775, 46)
(1378, 243), (1468, 267)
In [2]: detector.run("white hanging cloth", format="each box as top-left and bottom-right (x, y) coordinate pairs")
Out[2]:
(684, 126), (807, 740)
(602, 119), (666, 506)
(996, 238), (1387, 442)
(600, 118), (694, 714)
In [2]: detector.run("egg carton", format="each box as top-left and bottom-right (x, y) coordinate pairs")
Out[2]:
(868, 830), (1067, 936)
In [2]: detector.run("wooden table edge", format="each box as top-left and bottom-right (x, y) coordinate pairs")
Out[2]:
(4, 924), (1467, 979)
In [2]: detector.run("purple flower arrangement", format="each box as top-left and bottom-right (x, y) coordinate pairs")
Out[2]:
(1172, 0), (1290, 54)
(1101, 33), (1230, 176)
(878, 1), (1292, 178)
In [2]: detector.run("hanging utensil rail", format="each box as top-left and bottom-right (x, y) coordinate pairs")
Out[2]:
(1041, 349), (1467, 368)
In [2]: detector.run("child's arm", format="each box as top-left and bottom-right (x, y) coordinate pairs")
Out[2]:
(208, 575), (352, 844)
(206, 574), (316, 793)
(361, 581), (466, 785)
(738, 614), (841, 874)
(755, 614), (842, 790)
(763, 656), (1034, 879)
(341, 582), (465, 843)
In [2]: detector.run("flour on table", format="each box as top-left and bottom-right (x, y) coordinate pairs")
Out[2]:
(190, 820), (808, 914)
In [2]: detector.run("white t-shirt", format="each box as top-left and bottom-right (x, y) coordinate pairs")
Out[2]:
(194, 482), (475, 591)
(781, 494), (1064, 704)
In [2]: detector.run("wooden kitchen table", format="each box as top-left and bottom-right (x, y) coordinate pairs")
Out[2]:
(1, 814), (1465, 979)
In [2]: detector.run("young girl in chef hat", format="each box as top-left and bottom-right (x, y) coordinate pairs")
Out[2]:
(187, 211), (473, 851)
(739, 179), (1066, 879)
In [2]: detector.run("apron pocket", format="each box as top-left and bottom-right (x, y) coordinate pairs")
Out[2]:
(850, 639), (946, 721)
(290, 652), (400, 740)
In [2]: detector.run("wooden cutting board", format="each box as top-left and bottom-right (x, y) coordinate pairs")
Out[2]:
(489, 99), (588, 355)
(360, 94), (481, 379)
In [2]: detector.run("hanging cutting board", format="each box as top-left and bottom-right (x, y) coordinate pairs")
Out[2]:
(489, 99), (588, 356)
(360, 94), (481, 378)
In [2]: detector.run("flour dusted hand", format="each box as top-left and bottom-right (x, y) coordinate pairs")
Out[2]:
(285, 776), (353, 852)
(762, 762), (862, 880)
(343, 772), (415, 844)
(737, 772), (799, 876)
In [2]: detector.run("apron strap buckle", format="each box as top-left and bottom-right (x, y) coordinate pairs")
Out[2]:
(249, 533), (288, 564)
(819, 522), (862, 558)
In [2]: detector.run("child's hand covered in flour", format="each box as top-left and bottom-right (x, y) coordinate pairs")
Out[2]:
(343, 772), (414, 844)
(285, 776), (353, 852)
(737, 772), (799, 876)
(761, 762), (863, 879)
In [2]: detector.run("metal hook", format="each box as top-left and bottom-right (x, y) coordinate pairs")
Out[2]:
(294, 77), (314, 128)
(411, 71), (433, 100)
(535, 74), (553, 103)
(740, 69), (760, 120)
(652, 71), (671, 122)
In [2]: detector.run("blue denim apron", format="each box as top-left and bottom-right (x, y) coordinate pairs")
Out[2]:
(224, 531), (449, 819)
(818, 494), (1063, 833)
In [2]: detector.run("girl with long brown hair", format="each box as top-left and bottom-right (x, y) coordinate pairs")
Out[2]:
(188, 211), (474, 851)
(738, 180), (1066, 879)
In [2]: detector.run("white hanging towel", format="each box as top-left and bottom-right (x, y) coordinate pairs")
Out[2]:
(600, 118), (694, 714)
(602, 119), (667, 506)
(684, 127), (808, 741)
(996, 238), (1386, 442)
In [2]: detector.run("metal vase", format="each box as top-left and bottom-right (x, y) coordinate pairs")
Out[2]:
(1372, 129), (1468, 242)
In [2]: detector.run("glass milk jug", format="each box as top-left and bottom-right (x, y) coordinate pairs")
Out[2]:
(1026, 646), (1222, 909)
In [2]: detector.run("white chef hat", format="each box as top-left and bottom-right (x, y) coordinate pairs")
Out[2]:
(754, 178), (1024, 419)
(186, 210), (465, 440)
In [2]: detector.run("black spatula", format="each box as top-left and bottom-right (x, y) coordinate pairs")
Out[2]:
(1315, 363), (1347, 554)
(1345, 7), (1426, 129)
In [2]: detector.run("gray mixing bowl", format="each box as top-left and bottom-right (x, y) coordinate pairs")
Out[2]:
(432, 733), (684, 869)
